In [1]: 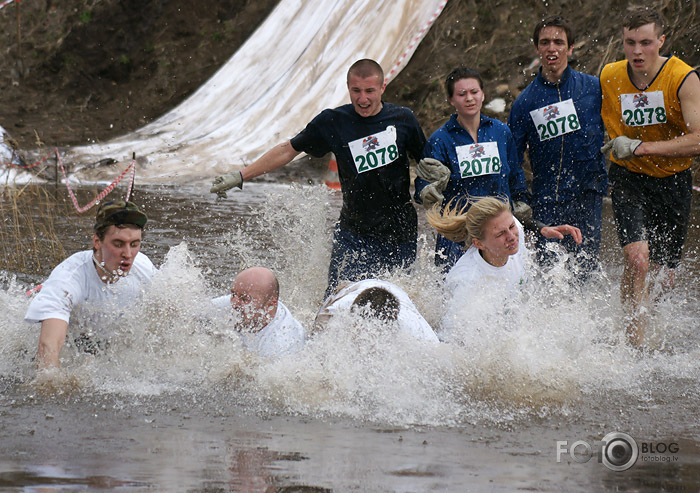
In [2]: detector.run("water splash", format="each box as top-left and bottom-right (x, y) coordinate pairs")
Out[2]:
(2, 185), (700, 428)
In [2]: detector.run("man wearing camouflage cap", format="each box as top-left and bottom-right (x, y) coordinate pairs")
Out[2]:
(25, 201), (157, 368)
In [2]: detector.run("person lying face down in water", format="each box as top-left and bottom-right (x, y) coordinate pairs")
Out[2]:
(211, 267), (305, 358)
(313, 279), (439, 343)
(427, 196), (582, 295)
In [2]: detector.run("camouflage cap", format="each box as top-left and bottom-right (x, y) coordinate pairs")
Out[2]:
(94, 201), (148, 231)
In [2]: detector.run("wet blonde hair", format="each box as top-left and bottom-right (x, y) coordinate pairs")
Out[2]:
(426, 196), (511, 248)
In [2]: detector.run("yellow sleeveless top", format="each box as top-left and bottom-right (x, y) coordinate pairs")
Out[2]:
(600, 56), (696, 177)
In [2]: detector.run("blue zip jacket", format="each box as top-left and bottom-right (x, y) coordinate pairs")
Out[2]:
(415, 113), (530, 270)
(508, 66), (608, 207)
(415, 113), (530, 207)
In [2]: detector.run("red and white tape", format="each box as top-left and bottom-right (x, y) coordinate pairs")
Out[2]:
(24, 149), (135, 296)
(384, 0), (449, 85)
(2, 148), (56, 169)
(0, 0), (17, 10)
(56, 148), (136, 213)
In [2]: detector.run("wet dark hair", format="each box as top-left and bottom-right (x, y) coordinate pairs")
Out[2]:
(445, 67), (483, 98)
(95, 223), (143, 242)
(351, 287), (400, 322)
(347, 59), (384, 83)
(533, 15), (575, 47)
(623, 7), (665, 35)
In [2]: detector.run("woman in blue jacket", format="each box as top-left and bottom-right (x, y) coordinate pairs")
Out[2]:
(415, 68), (530, 270)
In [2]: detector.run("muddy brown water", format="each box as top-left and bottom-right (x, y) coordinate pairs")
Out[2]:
(1, 182), (700, 491)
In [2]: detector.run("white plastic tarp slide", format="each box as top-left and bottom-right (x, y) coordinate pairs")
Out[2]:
(66, 0), (448, 184)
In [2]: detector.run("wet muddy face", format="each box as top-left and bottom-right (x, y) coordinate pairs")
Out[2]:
(229, 284), (274, 332)
(93, 225), (142, 277)
(347, 74), (385, 118)
(473, 211), (519, 266)
(535, 26), (573, 81)
(623, 23), (665, 76)
(449, 77), (484, 121)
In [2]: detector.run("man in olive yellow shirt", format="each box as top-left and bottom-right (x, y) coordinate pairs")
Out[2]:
(600, 8), (700, 347)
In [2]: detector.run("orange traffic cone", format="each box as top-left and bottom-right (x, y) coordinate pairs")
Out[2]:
(324, 153), (341, 190)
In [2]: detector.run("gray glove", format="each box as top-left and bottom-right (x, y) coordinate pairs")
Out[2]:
(512, 200), (548, 233)
(512, 200), (533, 224)
(416, 158), (451, 183)
(601, 136), (642, 160)
(419, 171), (450, 209)
(210, 171), (243, 198)
(419, 182), (445, 209)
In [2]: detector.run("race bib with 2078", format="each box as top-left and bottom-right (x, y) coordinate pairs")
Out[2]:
(348, 126), (399, 174)
(455, 141), (502, 178)
(620, 91), (667, 126)
(529, 99), (580, 141)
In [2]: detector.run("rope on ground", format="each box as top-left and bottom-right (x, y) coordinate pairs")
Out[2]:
(24, 149), (135, 296)
(1, 147), (55, 169)
(56, 148), (136, 213)
(384, 0), (449, 84)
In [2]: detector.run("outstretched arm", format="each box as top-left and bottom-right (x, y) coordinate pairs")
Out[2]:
(635, 72), (700, 158)
(211, 141), (301, 195)
(37, 318), (68, 369)
(240, 141), (301, 180)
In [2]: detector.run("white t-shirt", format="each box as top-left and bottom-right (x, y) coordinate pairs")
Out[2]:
(24, 250), (157, 337)
(315, 279), (439, 343)
(440, 219), (528, 338)
(211, 296), (305, 358)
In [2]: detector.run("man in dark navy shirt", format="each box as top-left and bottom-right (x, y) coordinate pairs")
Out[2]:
(211, 59), (427, 295)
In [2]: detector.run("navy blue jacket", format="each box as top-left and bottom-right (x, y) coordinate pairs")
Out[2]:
(291, 103), (426, 243)
(415, 113), (530, 207)
(508, 67), (608, 207)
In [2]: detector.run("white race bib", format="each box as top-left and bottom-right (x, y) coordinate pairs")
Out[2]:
(620, 91), (667, 126)
(455, 141), (502, 178)
(529, 99), (580, 141)
(348, 126), (399, 174)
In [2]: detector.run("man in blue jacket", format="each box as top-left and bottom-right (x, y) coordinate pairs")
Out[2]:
(508, 16), (608, 277)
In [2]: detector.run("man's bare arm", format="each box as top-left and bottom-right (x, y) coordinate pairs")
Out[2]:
(636, 72), (700, 158)
(240, 141), (301, 181)
(37, 318), (68, 369)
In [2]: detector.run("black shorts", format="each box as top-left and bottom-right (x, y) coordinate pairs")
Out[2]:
(609, 164), (692, 268)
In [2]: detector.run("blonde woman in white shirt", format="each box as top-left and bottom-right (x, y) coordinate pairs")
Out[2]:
(426, 196), (581, 337)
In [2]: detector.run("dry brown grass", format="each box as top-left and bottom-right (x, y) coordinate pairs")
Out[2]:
(0, 184), (73, 275)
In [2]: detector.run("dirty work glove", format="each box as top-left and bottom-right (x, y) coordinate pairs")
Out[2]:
(419, 172), (450, 209)
(512, 201), (533, 224)
(512, 200), (548, 233)
(210, 171), (243, 199)
(420, 182), (445, 209)
(601, 136), (642, 160)
(416, 158), (451, 183)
